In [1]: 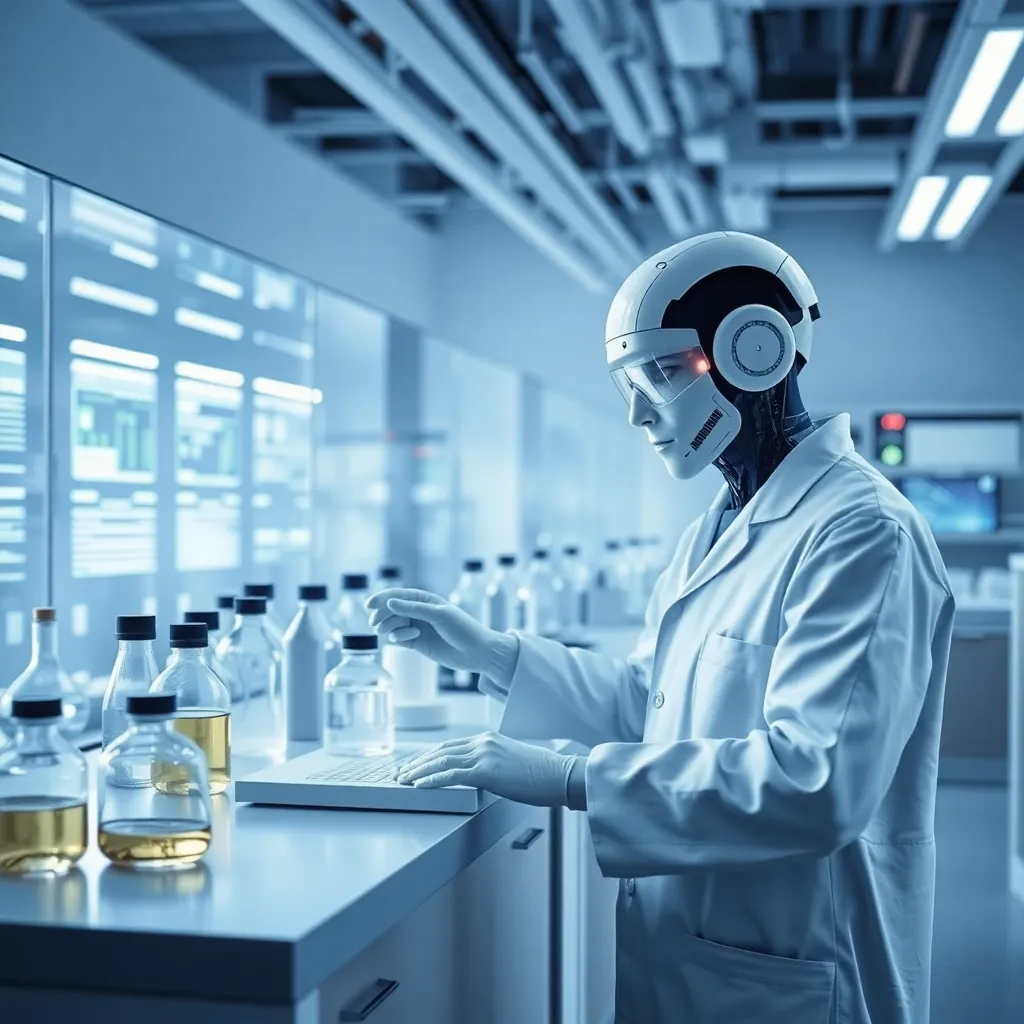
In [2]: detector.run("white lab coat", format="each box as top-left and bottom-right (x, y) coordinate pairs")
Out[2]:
(493, 415), (954, 1024)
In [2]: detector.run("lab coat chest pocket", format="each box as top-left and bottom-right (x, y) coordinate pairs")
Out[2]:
(674, 931), (835, 1023)
(693, 633), (776, 739)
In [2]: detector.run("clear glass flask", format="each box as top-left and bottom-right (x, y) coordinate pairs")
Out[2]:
(0, 608), (88, 739)
(373, 565), (403, 594)
(183, 611), (231, 683)
(483, 554), (519, 632)
(449, 559), (487, 689)
(151, 623), (232, 795)
(215, 597), (284, 758)
(560, 545), (591, 637)
(101, 615), (159, 786)
(527, 549), (563, 637)
(216, 594), (236, 631)
(324, 635), (394, 757)
(332, 574), (372, 637)
(0, 698), (88, 876)
(98, 693), (212, 871)
(243, 583), (285, 647)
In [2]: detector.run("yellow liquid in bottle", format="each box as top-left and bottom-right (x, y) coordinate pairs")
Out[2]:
(0, 797), (88, 875)
(99, 818), (211, 869)
(154, 710), (231, 796)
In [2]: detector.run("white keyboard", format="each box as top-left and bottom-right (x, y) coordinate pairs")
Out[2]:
(307, 756), (413, 785)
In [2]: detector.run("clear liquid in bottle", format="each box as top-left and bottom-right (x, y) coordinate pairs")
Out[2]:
(324, 686), (395, 757)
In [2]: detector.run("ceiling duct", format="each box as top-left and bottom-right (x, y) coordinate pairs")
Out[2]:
(653, 0), (725, 69)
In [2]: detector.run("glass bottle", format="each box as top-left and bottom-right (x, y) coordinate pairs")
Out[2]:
(183, 611), (231, 684)
(0, 608), (88, 739)
(483, 554), (519, 633)
(373, 565), (403, 594)
(0, 698), (88, 876)
(98, 693), (212, 871)
(282, 584), (338, 742)
(243, 583), (284, 648)
(449, 559), (487, 689)
(215, 597), (284, 758)
(101, 614), (159, 771)
(332, 573), (372, 637)
(560, 545), (591, 638)
(151, 624), (232, 796)
(216, 594), (236, 634)
(527, 549), (563, 637)
(324, 635), (394, 757)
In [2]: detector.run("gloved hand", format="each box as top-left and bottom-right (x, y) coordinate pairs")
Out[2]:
(395, 732), (578, 808)
(365, 588), (517, 679)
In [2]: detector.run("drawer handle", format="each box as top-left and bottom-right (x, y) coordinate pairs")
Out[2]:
(512, 826), (545, 850)
(338, 978), (400, 1021)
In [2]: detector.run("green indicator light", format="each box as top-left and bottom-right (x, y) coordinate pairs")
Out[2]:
(881, 444), (904, 467)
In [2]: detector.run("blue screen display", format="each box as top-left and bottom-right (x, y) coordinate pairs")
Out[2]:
(897, 475), (999, 534)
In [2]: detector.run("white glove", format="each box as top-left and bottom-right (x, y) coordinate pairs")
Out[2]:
(395, 732), (577, 808)
(365, 588), (517, 679)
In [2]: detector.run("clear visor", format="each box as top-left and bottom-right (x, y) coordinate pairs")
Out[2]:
(609, 346), (711, 407)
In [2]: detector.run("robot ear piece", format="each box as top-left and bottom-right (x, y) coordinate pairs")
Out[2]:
(711, 304), (796, 393)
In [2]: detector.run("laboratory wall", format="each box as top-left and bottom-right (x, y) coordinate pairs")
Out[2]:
(0, 0), (436, 330)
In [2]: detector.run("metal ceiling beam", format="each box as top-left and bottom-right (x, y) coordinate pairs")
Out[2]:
(746, 0), (949, 8)
(327, 149), (433, 169)
(237, 0), (611, 292)
(86, 0), (263, 36)
(83, 0), (241, 15)
(755, 97), (926, 120)
(148, 30), (314, 70)
(878, 0), (1014, 249)
(278, 109), (393, 138)
(858, 5), (885, 64)
(948, 133), (1024, 247)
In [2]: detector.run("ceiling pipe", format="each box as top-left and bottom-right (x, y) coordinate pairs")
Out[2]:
(344, 0), (637, 276)
(411, 0), (642, 263)
(236, 0), (610, 293)
(646, 166), (693, 236)
(542, 0), (652, 158)
(518, 46), (588, 134)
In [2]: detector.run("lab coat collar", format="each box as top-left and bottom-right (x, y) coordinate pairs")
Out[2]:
(675, 414), (853, 605)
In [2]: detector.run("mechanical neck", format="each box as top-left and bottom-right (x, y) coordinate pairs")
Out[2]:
(714, 369), (811, 509)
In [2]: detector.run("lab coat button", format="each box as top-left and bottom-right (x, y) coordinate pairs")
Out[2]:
(625, 879), (636, 896)
(652, 690), (665, 709)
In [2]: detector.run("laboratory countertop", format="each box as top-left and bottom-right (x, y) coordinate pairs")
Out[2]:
(0, 713), (541, 1006)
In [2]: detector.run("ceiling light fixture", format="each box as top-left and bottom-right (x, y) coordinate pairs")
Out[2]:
(945, 29), (1023, 138)
(933, 174), (992, 240)
(895, 175), (949, 241)
(996, 77), (1024, 136)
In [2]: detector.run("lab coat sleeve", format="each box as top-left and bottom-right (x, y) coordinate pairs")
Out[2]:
(585, 514), (952, 875)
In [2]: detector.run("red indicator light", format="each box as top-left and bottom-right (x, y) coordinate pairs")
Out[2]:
(880, 413), (907, 432)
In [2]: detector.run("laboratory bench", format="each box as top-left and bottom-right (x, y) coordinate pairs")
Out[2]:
(0, 701), (615, 1024)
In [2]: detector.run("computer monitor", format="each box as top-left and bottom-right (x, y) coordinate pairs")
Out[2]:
(897, 474), (1000, 535)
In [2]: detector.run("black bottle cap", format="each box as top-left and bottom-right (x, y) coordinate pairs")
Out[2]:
(378, 566), (401, 580)
(342, 573), (369, 590)
(532, 549), (549, 560)
(627, 537), (641, 547)
(342, 634), (378, 651)
(605, 540), (621, 551)
(563, 545), (580, 556)
(184, 610), (220, 632)
(299, 584), (328, 601)
(464, 559), (484, 572)
(127, 694), (177, 716)
(244, 583), (275, 600)
(235, 596), (267, 615)
(498, 554), (517, 567)
(11, 698), (63, 719)
(170, 623), (208, 648)
(116, 615), (156, 641)
(216, 594), (236, 610)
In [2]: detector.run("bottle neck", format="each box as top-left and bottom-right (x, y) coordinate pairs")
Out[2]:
(115, 639), (158, 679)
(14, 719), (64, 751)
(31, 619), (59, 664)
(168, 646), (208, 667)
(128, 715), (175, 735)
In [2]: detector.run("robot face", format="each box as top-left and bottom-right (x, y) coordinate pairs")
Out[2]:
(609, 344), (711, 408)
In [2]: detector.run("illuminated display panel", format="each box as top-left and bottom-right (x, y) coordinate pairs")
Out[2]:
(0, 156), (46, 689)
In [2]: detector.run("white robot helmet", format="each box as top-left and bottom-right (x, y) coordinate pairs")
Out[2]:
(605, 231), (820, 478)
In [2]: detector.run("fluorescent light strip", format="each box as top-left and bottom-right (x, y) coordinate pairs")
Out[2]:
(175, 360), (245, 388)
(945, 29), (1024, 138)
(71, 189), (157, 249)
(110, 241), (159, 269)
(252, 377), (321, 404)
(896, 175), (949, 241)
(174, 306), (244, 341)
(0, 171), (25, 196)
(70, 277), (158, 316)
(0, 200), (26, 224)
(195, 270), (243, 300)
(0, 257), (27, 281)
(0, 325), (27, 343)
(996, 77), (1024, 136)
(933, 174), (992, 240)
(70, 338), (160, 370)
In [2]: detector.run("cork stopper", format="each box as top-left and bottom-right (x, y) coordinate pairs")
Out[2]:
(32, 608), (57, 623)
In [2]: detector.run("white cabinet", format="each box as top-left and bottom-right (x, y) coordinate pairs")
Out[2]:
(318, 807), (552, 1024)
